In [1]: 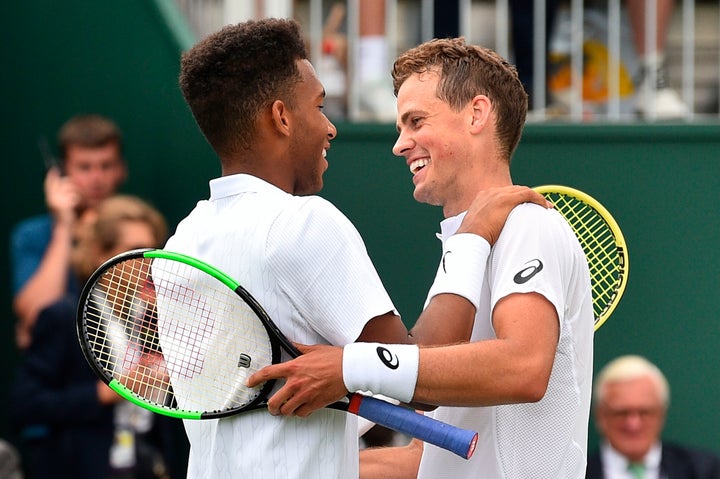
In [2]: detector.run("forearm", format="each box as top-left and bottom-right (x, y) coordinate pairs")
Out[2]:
(413, 289), (561, 407)
(359, 440), (422, 479)
(13, 222), (74, 326)
(409, 293), (476, 345)
(409, 234), (489, 346)
(413, 339), (549, 406)
(345, 295), (558, 407)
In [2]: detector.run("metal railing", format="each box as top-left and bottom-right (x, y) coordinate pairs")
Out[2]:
(174, 0), (720, 123)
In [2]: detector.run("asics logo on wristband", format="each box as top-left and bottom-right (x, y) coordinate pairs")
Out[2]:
(376, 346), (400, 370)
(513, 259), (543, 284)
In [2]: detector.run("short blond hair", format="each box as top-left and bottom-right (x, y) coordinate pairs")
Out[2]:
(72, 195), (167, 281)
(593, 355), (670, 407)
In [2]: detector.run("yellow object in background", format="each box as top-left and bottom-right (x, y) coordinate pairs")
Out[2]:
(549, 39), (635, 104)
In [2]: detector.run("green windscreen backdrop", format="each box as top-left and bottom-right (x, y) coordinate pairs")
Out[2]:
(321, 123), (720, 457)
(2, 0), (718, 459)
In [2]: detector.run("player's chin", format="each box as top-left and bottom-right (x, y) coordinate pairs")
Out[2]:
(295, 178), (324, 196)
(412, 185), (430, 204)
(312, 165), (327, 190)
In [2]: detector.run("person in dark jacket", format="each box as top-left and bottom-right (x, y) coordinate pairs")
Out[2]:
(10, 195), (188, 479)
(586, 355), (720, 479)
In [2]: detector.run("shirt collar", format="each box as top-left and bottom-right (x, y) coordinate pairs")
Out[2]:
(600, 441), (662, 473)
(208, 174), (286, 200)
(645, 443), (662, 469)
(437, 211), (467, 243)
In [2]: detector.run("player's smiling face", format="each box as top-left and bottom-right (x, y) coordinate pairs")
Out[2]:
(288, 59), (336, 195)
(393, 70), (471, 214)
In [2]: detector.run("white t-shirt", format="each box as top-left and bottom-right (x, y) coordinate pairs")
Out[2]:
(162, 174), (396, 478)
(418, 203), (594, 479)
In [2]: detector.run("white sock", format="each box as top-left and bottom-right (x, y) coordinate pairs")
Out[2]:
(358, 35), (388, 84)
(640, 51), (666, 71)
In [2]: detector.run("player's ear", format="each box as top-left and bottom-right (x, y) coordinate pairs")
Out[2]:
(469, 95), (492, 134)
(270, 100), (291, 137)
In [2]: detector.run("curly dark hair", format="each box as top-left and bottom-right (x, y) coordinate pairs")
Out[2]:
(179, 18), (308, 157)
(392, 38), (528, 160)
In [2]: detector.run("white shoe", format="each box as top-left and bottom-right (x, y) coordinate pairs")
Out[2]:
(357, 81), (397, 123)
(634, 63), (689, 120)
(635, 85), (688, 120)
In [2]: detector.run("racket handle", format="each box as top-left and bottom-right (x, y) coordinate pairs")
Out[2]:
(349, 394), (478, 459)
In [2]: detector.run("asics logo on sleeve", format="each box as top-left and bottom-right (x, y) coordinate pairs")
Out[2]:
(376, 346), (400, 370)
(513, 259), (544, 284)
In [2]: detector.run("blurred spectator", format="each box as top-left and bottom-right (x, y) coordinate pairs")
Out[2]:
(509, 0), (560, 112)
(627, 0), (688, 119)
(11, 195), (189, 479)
(10, 114), (127, 349)
(312, 0), (396, 122)
(356, 0), (396, 122)
(587, 355), (720, 478)
(317, 2), (349, 120)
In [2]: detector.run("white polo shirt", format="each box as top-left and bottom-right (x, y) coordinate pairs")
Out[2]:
(418, 203), (594, 479)
(163, 174), (396, 478)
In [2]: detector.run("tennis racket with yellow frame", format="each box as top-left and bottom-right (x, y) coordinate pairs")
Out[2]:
(533, 185), (629, 330)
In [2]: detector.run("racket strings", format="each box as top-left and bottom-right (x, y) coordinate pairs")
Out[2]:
(81, 257), (274, 415)
(84, 258), (176, 406)
(549, 193), (622, 321)
(151, 260), (274, 412)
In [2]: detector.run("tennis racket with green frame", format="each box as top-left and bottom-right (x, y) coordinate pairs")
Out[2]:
(76, 249), (479, 459)
(534, 185), (629, 330)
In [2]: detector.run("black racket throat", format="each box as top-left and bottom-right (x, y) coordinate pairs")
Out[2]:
(232, 283), (302, 358)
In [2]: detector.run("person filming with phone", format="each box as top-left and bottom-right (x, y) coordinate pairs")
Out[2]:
(10, 114), (127, 349)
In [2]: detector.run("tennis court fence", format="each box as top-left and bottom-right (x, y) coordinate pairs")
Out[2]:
(173, 0), (720, 123)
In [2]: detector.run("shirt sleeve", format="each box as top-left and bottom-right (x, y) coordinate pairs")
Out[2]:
(10, 216), (52, 295)
(266, 197), (396, 345)
(488, 204), (578, 330)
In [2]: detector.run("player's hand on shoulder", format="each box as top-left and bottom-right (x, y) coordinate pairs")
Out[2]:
(458, 186), (551, 245)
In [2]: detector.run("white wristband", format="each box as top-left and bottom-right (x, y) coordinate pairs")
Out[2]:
(426, 233), (490, 310)
(342, 342), (419, 403)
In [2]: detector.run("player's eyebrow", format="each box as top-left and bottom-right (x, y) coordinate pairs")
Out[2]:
(397, 109), (425, 132)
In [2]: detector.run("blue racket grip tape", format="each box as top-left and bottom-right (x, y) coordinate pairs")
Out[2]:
(349, 394), (478, 459)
